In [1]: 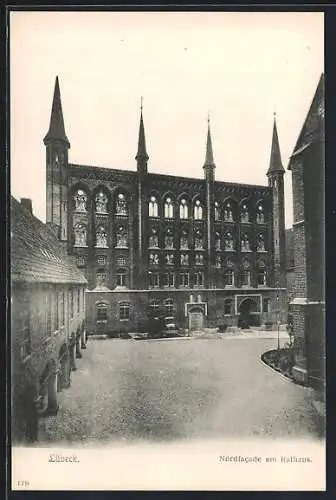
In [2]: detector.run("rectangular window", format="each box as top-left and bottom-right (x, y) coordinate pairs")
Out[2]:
(180, 272), (189, 287)
(241, 271), (251, 287)
(117, 271), (126, 287)
(97, 255), (107, 266)
(225, 270), (234, 287)
(76, 255), (86, 267)
(257, 271), (266, 286)
(164, 272), (175, 287)
(119, 303), (130, 321)
(224, 300), (233, 315)
(148, 272), (160, 288)
(263, 298), (270, 313)
(194, 272), (204, 287)
(97, 304), (108, 322)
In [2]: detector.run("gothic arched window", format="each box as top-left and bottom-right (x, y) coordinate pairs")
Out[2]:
(257, 233), (266, 252)
(256, 203), (265, 224)
(194, 200), (203, 220)
(224, 232), (234, 251)
(74, 189), (87, 212)
(214, 201), (220, 221)
(240, 203), (249, 223)
(95, 192), (108, 214)
(240, 260), (251, 287)
(116, 193), (128, 216)
(149, 196), (158, 217)
(180, 230), (189, 250)
(164, 197), (174, 218)
(164, 228), (174, 249)
(116, 226), (128, 248)
(179, 198), (189, 219)
(194, 230), (204, 250)
(241, 233), (251, 252)
(224, 202), (234, 222)
(74, 223), (87, 247)
(149, 252), (160, 266)
(149, 228), (159, 248)
(215, 232), (221, 251)
(95, 226), (108, 248)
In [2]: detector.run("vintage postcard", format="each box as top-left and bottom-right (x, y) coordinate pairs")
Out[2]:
(9, 10), (325, 491)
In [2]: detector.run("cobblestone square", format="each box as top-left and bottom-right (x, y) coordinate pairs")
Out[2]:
(42, 335), (323, 444)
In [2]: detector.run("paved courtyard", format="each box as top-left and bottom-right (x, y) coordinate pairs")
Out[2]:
(42, 333), (324, 444)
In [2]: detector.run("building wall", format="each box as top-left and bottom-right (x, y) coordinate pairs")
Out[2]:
(11, 281), (86, 442)
(86, 288), (286, 336)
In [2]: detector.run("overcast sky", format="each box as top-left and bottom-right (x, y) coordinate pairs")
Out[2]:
(10, 11), (324, 228)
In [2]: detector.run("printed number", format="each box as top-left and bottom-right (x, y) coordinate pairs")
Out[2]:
(17, 480), (29, 487)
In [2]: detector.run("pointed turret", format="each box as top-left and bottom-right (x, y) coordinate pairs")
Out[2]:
(203, 116), (216, 169)
(267, 114), (284, 176)
(43, 76), (70, 148)
(135, 98), (149, 174)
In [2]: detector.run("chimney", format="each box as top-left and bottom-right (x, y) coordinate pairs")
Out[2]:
(20, 198), (33, 214)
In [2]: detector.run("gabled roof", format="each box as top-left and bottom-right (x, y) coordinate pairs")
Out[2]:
(11, 196), (87, 285)
(288, 73), (324, 168)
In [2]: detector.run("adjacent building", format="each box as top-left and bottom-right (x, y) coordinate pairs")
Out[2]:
(44, 76), (287, 336)
(288, 74), (325, 388)
(11, 196), (87, 442)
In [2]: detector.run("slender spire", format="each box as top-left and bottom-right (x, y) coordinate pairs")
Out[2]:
(203, 114), (216, 169)
(267, 113), (284, 175)
(135, 96), (149, 162)
(43, 76), (70, 147)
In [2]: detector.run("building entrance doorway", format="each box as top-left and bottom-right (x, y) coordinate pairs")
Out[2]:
(238, 298), (259, 328)
(189, 308), (204, 331)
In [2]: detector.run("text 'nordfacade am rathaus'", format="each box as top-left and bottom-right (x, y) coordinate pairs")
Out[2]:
(44, 77), (287, 336)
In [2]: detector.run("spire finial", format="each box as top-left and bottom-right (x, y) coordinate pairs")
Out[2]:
(273, 105), (277, 119)
(141, 96), (143, 112)
(207, 111), (210, 125)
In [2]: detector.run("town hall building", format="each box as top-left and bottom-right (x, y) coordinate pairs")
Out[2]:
(44, 77), (287, 335)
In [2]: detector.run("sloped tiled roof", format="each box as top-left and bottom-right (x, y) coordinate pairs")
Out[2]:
(11, 196), (87, 285)
(288, 74), (324, 168)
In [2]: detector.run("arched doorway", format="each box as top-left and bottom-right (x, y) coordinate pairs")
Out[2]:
(189, 306), (204, 331)
(238, 298), (259, 328)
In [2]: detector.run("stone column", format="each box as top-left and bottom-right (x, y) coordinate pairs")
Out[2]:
(70, 340), (77, 371)
(75, 331), (82, 359)
(47, 366), (59, 415)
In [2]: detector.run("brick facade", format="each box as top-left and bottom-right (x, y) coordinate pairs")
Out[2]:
(44, 77), (287, 336)
(288, 74), (325, 388)
(11, 197), (87, 443)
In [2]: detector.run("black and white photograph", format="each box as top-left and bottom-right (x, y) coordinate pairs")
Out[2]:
(10, 10), (325, 491)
